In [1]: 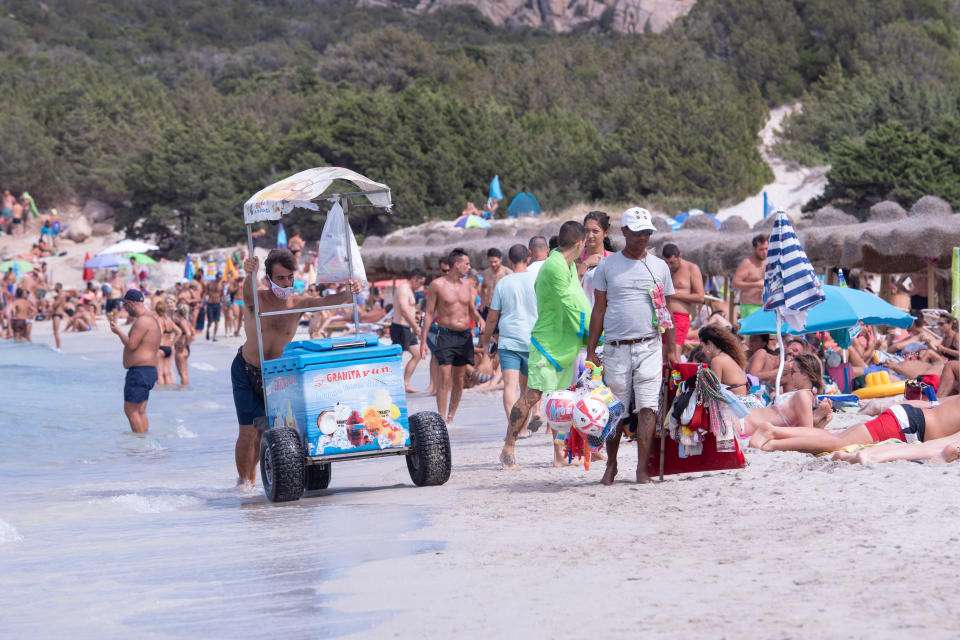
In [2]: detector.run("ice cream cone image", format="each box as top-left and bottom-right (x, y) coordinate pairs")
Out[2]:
(373, 389), (392, 421)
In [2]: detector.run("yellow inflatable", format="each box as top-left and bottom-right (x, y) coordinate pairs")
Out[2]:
(852, 371), (905, 399)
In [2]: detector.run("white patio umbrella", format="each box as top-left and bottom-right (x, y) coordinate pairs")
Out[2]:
(97, 239), (159, 255)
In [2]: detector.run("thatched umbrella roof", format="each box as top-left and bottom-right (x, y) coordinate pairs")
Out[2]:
(360, 197), (960, 279)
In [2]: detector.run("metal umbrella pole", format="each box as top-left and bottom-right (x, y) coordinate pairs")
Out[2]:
(247, 225), (269, 420)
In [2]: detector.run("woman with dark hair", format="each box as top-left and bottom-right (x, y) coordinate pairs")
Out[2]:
(698, 325), (749, 395)
(578, 210), (612, 305)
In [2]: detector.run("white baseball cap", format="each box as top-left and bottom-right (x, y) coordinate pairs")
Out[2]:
(622, 207), (656, 233)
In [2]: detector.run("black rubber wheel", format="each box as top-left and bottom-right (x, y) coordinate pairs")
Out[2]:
(304, 463), (331, 491)
(406, 411), (451, 486)
(259, 427), (305, 502)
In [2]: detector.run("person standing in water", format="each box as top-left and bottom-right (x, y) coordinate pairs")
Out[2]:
(233, 249), (361, 488)
(110, 290), (161, 434)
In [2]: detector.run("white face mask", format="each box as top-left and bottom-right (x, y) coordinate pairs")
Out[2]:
(269, 278), (294, 300)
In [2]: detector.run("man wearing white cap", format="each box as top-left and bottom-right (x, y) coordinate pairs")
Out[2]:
(587, 207), (676, 485)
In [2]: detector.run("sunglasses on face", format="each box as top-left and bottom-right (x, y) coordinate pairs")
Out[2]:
(627, 229), (653, 237)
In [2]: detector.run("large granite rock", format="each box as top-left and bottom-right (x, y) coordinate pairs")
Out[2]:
(357, 0), (696, 34)
(91, 222), (114, 236)
(82, 199), (114, 223)
(66, 215), (92, 242)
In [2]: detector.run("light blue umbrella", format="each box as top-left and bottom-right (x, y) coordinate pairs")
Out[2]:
(739, 285), (914, 335)
(85, 253), (123, 269)
(760, 209), (825, 397)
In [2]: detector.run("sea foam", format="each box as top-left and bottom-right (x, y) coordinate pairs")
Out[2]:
(0, 519), (24, 543)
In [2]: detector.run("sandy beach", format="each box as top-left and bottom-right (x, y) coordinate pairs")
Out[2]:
(3, 320), (959, 638)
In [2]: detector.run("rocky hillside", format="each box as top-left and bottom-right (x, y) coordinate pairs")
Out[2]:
(358, 0), (697, 33)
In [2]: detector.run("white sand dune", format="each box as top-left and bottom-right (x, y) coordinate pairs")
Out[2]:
(717, 104), (829, 226)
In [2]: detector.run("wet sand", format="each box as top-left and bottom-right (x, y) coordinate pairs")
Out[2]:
(10, 322), (960, 638)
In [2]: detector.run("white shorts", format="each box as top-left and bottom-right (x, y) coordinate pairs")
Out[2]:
(602, 339), (663, 413)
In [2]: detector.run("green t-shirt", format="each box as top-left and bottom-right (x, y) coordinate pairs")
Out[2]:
(529, 250), (592, 368)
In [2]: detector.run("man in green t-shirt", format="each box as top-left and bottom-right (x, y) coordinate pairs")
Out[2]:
(500, 221), (591, 469)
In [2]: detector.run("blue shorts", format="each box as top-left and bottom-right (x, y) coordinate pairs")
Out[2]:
(124, 366), (158, 404)
(231, 350), (265, 425)
(498, 348), (529, 377)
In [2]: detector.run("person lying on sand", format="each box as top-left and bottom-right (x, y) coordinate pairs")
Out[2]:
(739, 354), (834, 435)
(832, 430), (960, 465)
(750, 395), (960, 454)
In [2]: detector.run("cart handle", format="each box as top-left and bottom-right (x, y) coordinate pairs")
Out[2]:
(258, 303), (354, 317)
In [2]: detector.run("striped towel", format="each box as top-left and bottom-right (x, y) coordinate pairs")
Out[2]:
(763, 210), (824, 331)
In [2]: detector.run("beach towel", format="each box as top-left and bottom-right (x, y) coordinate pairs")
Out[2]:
(21, 192), (40, 219)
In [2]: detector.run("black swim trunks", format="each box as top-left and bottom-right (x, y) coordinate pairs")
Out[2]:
(389, 323), (418, 351)
(206, 302), (221, 323)
(105, 298), (123, 314)
(231, 347), (265, 425)
(159, 345), (172, 358)
(434, 326), (474, 367)
(124, 366), (158, 403)
(899, 404), (927, 442)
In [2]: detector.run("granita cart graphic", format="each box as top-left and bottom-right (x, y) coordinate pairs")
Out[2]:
(243, 168), (451, 502)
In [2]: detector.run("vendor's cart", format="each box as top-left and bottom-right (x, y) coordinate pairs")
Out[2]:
(243, 167), (451, 502)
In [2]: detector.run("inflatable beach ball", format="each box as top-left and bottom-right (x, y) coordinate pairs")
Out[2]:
(543, 389), (578, 433)
(573, 396), (609, 437)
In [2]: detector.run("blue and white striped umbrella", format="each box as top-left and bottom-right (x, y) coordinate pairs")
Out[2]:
(762, 209), (825, 332)
(761, 209), (825, 398)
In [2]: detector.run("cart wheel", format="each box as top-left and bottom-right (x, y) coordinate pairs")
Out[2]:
(305, 463), (331, 491)
(259, 427), (305, 502)
(406, 411), (451, 486)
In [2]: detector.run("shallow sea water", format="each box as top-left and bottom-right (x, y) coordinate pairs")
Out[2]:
(0, 337), (491, 638)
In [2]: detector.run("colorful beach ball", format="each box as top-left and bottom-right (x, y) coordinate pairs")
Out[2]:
(543, 389), (578, 433)
(573, 396), (609, 438)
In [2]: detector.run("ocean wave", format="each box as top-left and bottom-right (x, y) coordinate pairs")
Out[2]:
(191, 362), (218, 372)
(176, 424), (198, 439)
(98, 493), (204, 514)
(0, 519), (24, 543)
(191, 401), (229, 410)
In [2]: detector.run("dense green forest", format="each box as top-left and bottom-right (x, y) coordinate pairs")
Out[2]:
(0, 0), (958, 253)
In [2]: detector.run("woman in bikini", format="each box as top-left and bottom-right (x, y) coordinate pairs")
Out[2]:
(754, 395), (960, 455)
(173, 303), (195, 386)
(697, 325), (765, 406)
(154, 300), (181, 385)
(739, 354), (832, 435)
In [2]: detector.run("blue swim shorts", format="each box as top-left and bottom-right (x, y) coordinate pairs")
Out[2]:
(231, 349), (265, 425)
(124, 366), (158, 404)
(498, 347), (529, 377)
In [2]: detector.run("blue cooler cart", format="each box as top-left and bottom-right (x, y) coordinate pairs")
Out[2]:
(242, 168), (451, 502)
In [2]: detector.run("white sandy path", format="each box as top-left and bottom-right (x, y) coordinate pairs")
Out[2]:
(717, 104), (829, 226)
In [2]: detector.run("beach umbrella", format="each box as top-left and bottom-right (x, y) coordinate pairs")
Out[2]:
(0, 259), (34, 273)
(276, 223), (288, 249)
(183, 253), (194, 280)
(739, 285), (914, 335)
(506, 192), (540, 218)
(85, 253), (122, 269)
(82, 252), (94, 281)
(453, 214), (491, 229)
(760, 209), (825, 398)
(489, 175), (503, 201)
(125, 253), (156, 265)
(98, 239), (159, 255)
